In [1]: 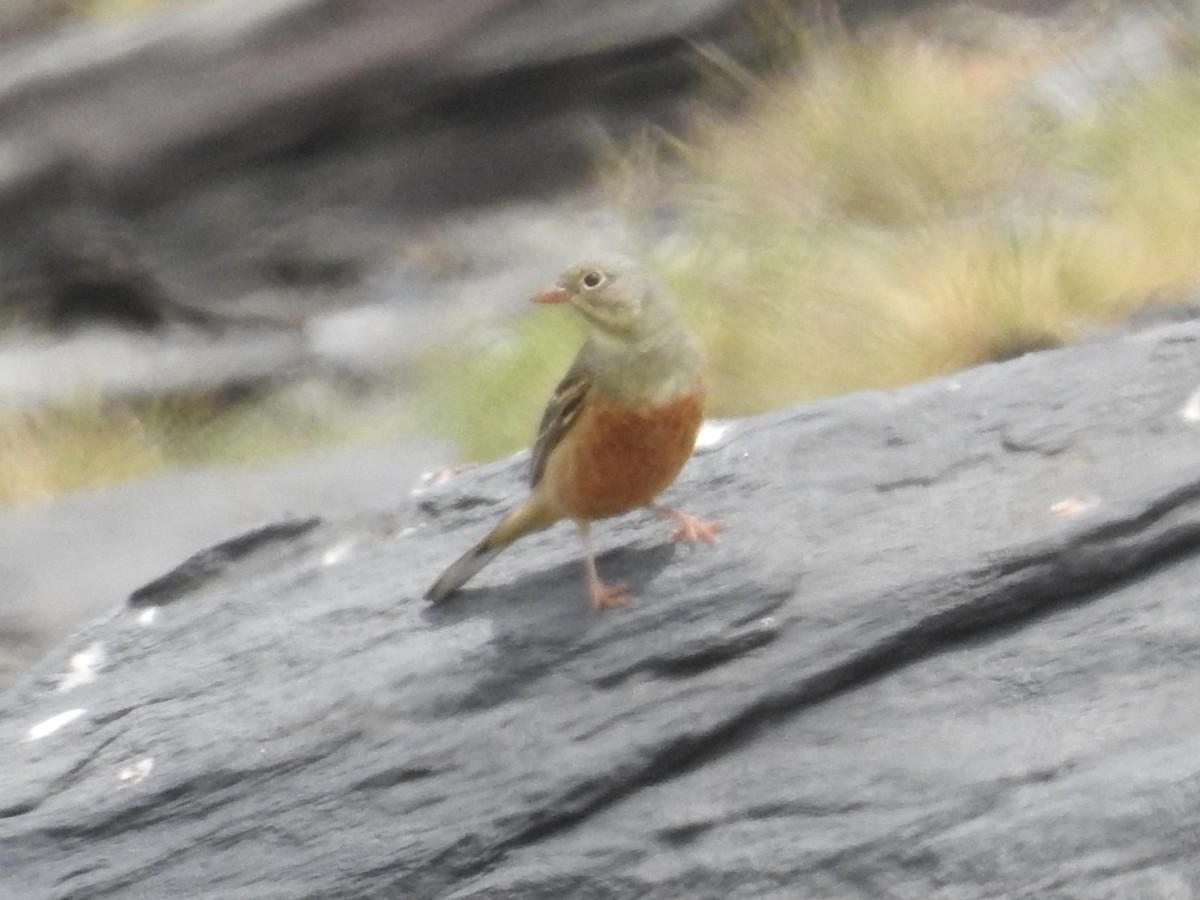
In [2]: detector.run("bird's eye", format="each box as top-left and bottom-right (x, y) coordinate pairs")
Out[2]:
(582, 271), (604, 289)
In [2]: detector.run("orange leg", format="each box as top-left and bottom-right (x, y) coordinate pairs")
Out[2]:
(649, 504), (723, 543)
(577, 522), (629, 610)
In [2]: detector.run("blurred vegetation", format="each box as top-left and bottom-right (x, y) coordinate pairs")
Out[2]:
(6, 11), (1200, 505)
(0, 388), (415, 506)
(0, 0), (184, 43)
(66, 0), (179, 20)
(424, 18), (1200, 459)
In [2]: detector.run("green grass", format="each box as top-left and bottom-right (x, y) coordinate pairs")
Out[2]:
(419, 312), (586, 463)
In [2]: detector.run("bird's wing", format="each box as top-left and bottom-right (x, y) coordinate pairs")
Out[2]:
(530, 356), (591, 488)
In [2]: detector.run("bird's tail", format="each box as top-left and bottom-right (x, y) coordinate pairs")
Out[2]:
(424, 498), (559, 602)
(424, 535), (507, 602)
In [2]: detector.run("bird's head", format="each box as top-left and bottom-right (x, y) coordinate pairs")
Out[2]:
(532, 260), (677, 343)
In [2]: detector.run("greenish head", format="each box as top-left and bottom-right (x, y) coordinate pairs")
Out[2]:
(532, 259), (679, 343)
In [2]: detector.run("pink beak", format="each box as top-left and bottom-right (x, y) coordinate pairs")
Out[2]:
(532, 285), (571, 305)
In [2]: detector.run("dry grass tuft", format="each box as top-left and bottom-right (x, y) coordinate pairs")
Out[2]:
(0, 388), (415, 507)
(424, 17), (1200, 455)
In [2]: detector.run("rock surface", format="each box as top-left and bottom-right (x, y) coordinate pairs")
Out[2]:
(2, 318), (1199, 898)
(0, 438), (446, 693)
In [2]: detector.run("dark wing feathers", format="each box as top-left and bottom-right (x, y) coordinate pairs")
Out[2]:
(530, 361), (591, 488)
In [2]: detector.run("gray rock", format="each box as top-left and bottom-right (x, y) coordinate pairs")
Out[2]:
(2, 319), (1199, 897)
(0, 0), (744, 200)
(0, 1), (68, 43)
(0, 0), (778, 407)
(0, 438), (447, 693)
(0, 0), (758, 288)
(1028, 11), (1181, 121)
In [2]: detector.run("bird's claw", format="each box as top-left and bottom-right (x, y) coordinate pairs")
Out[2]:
(667, 512), (723, 544)
(588, 580), (630, 610)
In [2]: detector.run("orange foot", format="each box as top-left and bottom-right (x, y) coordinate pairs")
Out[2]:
(588, 578), (630, 611)
(652, 505), (724, 544)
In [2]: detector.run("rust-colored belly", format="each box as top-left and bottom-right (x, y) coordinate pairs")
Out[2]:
(545, 382), (705, 521)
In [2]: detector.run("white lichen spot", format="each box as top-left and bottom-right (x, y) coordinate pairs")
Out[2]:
(1181, 386), (1200, 423)
(27, 708), (86, 741)
(321, 540), (357, 567)
(137, 607), (158, 626)
(414, 465), (467, 493)
(1049, 495), (1099, 519)
(118, 758), (154, 785)
(57, 642), (105, 692)
(694, 419), (731, 451)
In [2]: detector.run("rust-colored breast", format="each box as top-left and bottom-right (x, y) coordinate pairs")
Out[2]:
(544, 379), (706, 521)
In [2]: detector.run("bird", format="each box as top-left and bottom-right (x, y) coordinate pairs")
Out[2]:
(425, 259), (720, 610)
